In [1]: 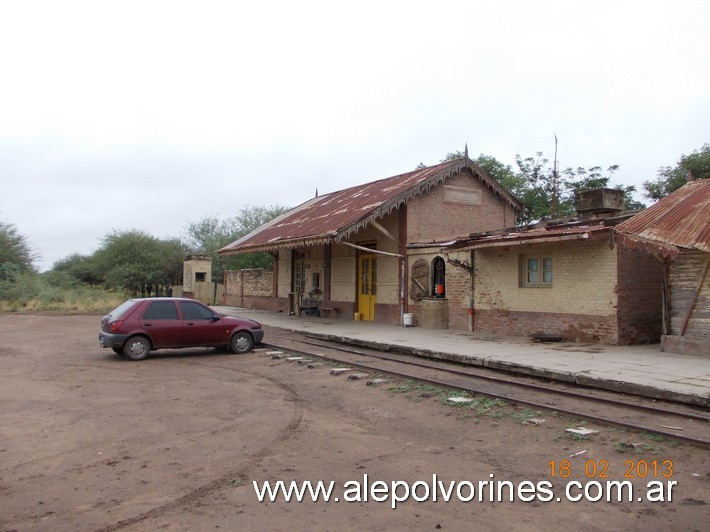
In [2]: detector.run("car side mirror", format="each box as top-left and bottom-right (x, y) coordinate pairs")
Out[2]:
(211, 315), (221, 322)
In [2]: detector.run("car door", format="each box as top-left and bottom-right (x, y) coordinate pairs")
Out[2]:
(179, 301), (227, 346)
(140, 300), (182, 348)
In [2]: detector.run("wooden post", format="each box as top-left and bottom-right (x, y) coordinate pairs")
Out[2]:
(679, 255), (709, 336)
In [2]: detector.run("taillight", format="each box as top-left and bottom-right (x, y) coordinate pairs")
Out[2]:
(109, 320), (125, 333)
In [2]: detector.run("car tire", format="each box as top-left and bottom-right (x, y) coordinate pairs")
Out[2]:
(229, 331), (254, 354)
(123, 336), (151, 361)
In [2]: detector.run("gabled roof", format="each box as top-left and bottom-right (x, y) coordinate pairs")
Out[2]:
(616, 179), (710, 253)
(219, 157), (522, 255)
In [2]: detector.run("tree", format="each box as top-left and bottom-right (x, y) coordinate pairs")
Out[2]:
(440, 150), (465, 162)
(422, 149), (636, 224)
(514, 154), (629, 224)
(183, 205), (290, 281)
(643, 144), (710, 200)
(92, 230), (187, 295)
(0, 220), (36, 274)
(473, 154), (527, 200)
(514, 152), (561, 223)
(51, 253), (102, 285)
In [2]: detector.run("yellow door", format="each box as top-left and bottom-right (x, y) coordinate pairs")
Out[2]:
(358, 254), (377, 321)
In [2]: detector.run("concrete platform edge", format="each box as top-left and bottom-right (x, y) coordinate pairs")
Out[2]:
(266, 326), (708, 407)
(219, 308), (710, 408)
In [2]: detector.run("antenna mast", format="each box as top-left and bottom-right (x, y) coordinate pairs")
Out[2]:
(551, 134), (559, 219)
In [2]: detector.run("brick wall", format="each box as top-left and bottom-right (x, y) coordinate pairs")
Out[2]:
(407, 168), (517, 242)
(374, 303), (401, 324)
(475, 309), (618, 343)
(616, 237), (664, 344)
(222, 295), (287, 312)
(406, 248), (473, 330)
(472, 236), (622, 343)
(222, 269), (274, 307)
(445, 256), (472, 330)
(474, 237), (617, 315)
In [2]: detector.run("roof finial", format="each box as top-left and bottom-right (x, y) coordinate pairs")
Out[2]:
(464, 143), (468, 159)
(315, 188), (319, 197)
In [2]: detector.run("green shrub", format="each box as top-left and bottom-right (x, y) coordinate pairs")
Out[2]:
(0, 271), (128, 313)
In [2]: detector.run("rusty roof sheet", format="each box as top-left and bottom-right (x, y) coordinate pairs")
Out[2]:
(219, 157), (522, 255)
(616, 179), (710, 253)
(443, 219), (612, 251)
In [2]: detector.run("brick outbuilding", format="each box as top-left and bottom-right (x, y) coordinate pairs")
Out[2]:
(617, 178), (710, 355)
(442, 217), (664, 345)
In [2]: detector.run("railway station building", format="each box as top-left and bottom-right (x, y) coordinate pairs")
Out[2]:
(218, 153), (522, 328)
(217, 154), (708, 348)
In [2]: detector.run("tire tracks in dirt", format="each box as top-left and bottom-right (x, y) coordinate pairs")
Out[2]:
(95, 366), (303, 532)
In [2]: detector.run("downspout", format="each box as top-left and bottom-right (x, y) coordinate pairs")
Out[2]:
(400, 256), (405, 326)
(469, 250), (475, 332)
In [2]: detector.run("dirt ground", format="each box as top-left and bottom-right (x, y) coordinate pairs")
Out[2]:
(0, 314), (708, 531)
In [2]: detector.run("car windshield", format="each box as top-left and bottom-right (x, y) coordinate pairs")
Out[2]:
(107, 299), (138, 320)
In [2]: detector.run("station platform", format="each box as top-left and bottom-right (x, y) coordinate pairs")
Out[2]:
(216, 307), (710, 408)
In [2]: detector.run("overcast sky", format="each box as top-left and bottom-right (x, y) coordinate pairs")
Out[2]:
(1, 0), (708, 271)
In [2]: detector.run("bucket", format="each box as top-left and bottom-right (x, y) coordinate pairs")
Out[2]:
(354, 312), (362, 321)
(403, 313), (414, 327)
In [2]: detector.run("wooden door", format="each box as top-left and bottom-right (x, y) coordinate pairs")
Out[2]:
(358, 254), (377, 321)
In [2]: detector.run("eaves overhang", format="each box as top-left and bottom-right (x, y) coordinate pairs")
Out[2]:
(218, 232), (338, 256)
(443, 225), (612, 253)
(218, 155), (523, 257)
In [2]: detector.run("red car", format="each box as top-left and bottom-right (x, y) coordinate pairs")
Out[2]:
(99, 298), (264, 360)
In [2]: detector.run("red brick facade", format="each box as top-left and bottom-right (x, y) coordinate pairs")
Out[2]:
(615, 237), (664, 344)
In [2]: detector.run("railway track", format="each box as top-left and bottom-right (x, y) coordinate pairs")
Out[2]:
(263, 330), (710, 448)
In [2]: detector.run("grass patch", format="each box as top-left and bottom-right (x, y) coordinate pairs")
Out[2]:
(388, 382), (509, 419)
(388, 380), (446, 400)
(471, 397), (508, 417)
(613, 441), (664, 454)
(561, 416), (588, 427)
(440, 395), (508, 418)
(0, 280), (128, 314)
(614, 442), (630, 453)
(639, 432), (664, 442)
(511, 408), (543, 424)
(563, 432), (590, 442)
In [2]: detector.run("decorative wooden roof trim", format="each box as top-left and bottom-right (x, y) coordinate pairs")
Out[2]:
(336, 158), (522, 242)
(218, 233), (337, 256)
(218, 156), (522, 256)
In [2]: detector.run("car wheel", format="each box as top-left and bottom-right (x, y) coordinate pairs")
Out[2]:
(230, 331), (254, 354)
(123, 336), (151, 361)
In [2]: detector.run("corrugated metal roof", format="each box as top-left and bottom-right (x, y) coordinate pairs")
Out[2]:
(443, 220), (612, 251)
(219, 157), (522, 255)
(616, 179), (710, 253)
